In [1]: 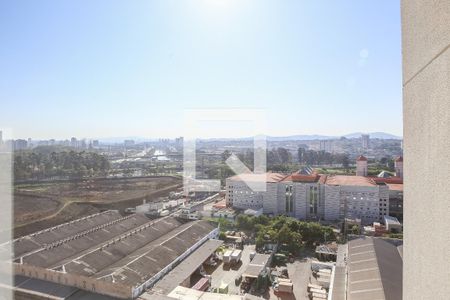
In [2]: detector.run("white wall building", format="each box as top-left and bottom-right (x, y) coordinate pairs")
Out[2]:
(226, 171), (391, 225)
(394, 156), (403, 179)
(355, 155), (368, 177)
(226, 173), (285, 210)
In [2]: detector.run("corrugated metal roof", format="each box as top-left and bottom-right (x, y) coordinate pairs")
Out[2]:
(347, 237), (402, 300)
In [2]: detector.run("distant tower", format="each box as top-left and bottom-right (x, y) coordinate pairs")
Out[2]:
(395, 156), (403, 179)
(319, 140), (332, 153)
(356, 155), (368, 176)
(362, 134), (370, 149)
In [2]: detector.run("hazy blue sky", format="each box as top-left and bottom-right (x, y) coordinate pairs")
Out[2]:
(0, 0), (402, 140)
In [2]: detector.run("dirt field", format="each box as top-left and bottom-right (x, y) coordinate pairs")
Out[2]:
(13, 176), (182, 237)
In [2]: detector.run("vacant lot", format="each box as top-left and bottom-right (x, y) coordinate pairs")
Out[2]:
(14, 176), (181, 237)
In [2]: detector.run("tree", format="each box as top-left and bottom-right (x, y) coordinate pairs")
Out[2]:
(219, 232), (227, 240)
(221, 150), (232, 163)
(277, 148), (291, 164)
(297, 148), (306, 164)
(342, 155), (350, 170)
(236, 215), (252, 230)
(14, 149), (110, 181)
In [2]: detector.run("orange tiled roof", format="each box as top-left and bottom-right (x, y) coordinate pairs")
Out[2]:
(387, 183), (403, 191)
(283, 173), (320, 183)
(370, 177), (403, 184)
(356, 155), (368, 161)
(213, 199), (228, 209)
(325, 175), (376, 187)
(228, 172), (287, 183)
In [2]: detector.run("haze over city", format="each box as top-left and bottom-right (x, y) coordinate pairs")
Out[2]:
(10, 0), (450, 299)
(0, 0), (402, 140)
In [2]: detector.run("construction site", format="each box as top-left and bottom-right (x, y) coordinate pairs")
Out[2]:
(2, 210), (221, 299)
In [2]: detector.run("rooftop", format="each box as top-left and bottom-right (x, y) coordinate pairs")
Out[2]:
(325, 175), (377, 187)
(242, 253), (271, 279)
(150, 239), (223, 295)
(165, 286), (258, 300)
(383, 215), (401, 225)
(10, 211), (219, 298)
(10, 210), (124, 259)
(387, 183), (403, 191)
(356, 155), (368, 161)
(228, 173), (286, 183)
(282, 173), (320, 183)
(346, 237), (402, 300)
(371, 177), (403, 184)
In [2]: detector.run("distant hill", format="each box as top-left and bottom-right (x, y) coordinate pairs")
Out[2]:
(94, 132), (402, 143)
(343, 132), (402, 139)
(267, 132), (402, 141)
(97, 136), (158, 144)
(267, 135), (335, 141)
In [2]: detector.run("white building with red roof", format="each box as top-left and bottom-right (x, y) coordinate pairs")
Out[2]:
(226, 157), (401, 224)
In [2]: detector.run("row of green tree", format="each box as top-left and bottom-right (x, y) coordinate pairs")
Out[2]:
(14, 147), (110, 181)
(235, 214), (336, 253)
(222, 148), (351, 169)
(297, 148), (350, 167)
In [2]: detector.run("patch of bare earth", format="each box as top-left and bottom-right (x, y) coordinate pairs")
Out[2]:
(13, 176), (182, 238)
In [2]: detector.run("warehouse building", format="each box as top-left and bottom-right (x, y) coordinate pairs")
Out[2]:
(329, 237), (402, 300)
(2, 211), (219, 299)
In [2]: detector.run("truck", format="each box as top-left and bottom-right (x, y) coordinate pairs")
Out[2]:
(278, 281), (293, 293)
(230, 249), (242, 264)
(223, 250), (233, 264)
(192, 277), (210, 291)
(274, 279), (293, 294)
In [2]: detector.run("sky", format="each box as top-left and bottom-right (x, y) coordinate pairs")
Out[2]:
(0, 0), (402, 140)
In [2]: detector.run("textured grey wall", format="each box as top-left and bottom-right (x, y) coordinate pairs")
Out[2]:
(402, 1), (450, 299)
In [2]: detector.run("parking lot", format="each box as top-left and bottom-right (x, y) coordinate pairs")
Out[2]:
(207, 244), (255, 295)
(204, 242), (317, 299)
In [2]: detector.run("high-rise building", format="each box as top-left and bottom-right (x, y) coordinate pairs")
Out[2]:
(319, 140), (332, 152)
(80, 139), (87, 149)
(356, 155), (368, 176)
(394, 156), (403, 179)
(361, 134), (370, 149)
(124, 139), (135, 147)
(0, 130), (2, 144)
(70, 137), (78, 148)
(14, 139), (28, 150)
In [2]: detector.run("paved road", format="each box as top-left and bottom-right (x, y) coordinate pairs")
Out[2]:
(287, 258), (312, 300)
(210, 244), (255, 295)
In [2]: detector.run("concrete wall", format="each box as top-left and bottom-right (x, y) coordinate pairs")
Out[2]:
(14, 263), (132, 299)
(340, 186), (381, 225)
(226, 179), (264, 210)
(294, 183), (308, 219)
(402, 1), (450, 299)
(323, 185), (340, 221)
(262, 183), (278, 215)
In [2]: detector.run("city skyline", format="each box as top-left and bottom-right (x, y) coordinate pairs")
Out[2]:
(0, 1), (402, 140)
(1, 131), (402, 142)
